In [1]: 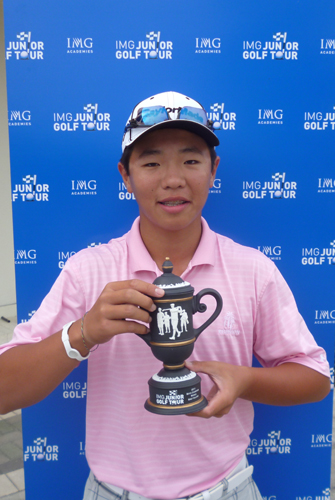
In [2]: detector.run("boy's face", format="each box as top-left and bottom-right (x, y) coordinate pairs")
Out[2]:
(118, 128), (219, 235)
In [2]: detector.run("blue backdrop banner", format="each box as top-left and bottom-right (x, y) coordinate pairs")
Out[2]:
(4, 1), (335, 499)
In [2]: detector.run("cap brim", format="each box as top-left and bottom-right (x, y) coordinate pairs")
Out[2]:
(128, 119), (220, 149)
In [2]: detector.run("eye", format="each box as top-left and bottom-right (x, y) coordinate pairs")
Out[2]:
(184, 159), (200, 165)
(143, 162), (160, 167)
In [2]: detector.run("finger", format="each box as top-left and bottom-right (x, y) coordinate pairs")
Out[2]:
(104, 284), (164, 312)
(203, 390), (232, 417)
(186, 386), (219, 418)
(107, 280), (165, 300)
(187, 393), (232, 419)
(90, 319), (149, 343)
(102, 303), (152, 324)
(108, 319), (150, 336)
(185, 360), (221, 378)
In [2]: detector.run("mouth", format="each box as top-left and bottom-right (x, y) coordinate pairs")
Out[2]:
(159, 200), (188, 207)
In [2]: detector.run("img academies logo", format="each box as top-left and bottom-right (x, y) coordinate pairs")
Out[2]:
(53, 103), (110, 132)
(209, 178), (221, 195)
(207, 103), (236, 131)
(79, 441), (86, 456)
(247, 430), (292, 456)
(242, 172), (297, 199)
(6, 31), (44, 60)
(315, 310), (335, 325)
(8, 110), (31, 127)
(195, 37), (221, 54)
(311, 433), (332, 448)
(320, 39), (335, 55)
(15, 249), (37, 265)
(258, 108), (283, 125)
(71, 179), (97, 195)
(115, 31), (173, 60)
(257, 245), (282, 261)
(12, 175), (49, 202)
(243, 32), (299, 60)
(24, 437), (59, 462)
(318, 178), (335, 194)
(67, 37), (93, 54)
(304, 105), (335, 131)
(302, 240), (335, 266)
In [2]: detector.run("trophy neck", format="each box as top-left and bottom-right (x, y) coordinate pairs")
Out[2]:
(163, 362), (185, 370)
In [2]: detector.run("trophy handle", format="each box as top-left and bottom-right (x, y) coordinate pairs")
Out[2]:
(192, 289), (223, 339)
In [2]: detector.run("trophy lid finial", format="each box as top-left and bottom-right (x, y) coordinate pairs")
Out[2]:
(152, 259), (192, 292)
(162, 258), (173, 274)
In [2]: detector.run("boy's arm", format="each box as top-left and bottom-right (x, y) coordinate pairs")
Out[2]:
(0, 280), (164, 415)
(0, 330), (81, 414)
(185, 360), (330, 418)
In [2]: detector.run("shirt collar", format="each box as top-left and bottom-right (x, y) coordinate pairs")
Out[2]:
(127, 218), (158, 275)
(126, 216), (217, 275)
(189, 217), (216, 268)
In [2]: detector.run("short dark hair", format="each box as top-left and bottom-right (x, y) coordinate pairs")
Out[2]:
(119, 143), (217, 175)
(119, 144), (134, 175)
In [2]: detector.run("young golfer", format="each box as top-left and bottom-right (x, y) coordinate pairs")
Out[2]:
(0, 91), (330, 500)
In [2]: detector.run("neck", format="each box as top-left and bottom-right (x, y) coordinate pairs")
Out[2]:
(139, 218), (202, 276)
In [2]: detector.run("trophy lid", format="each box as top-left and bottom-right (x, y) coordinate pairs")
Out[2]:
(153, 258), (193, 293)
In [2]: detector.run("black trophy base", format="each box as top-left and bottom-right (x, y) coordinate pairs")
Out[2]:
(144, 365), (208, 415)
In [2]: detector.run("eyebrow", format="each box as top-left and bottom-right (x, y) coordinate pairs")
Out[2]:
(138, 146), (205, 159)
(179, 147), (204, 156)
(138, 149), (162, 159)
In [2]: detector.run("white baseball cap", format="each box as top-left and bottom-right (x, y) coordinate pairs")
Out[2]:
(121, 91), (219, 152)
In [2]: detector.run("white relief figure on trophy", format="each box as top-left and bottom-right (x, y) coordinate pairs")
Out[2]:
(167, 303), (180, 340)
(157, 308), (165, 335)
(169, 304), (181, 340)
(165, 303), (188, 340)
(180, 309), (189, 333)
(155, 302), (190, 338)
(163, 312), (171, 334)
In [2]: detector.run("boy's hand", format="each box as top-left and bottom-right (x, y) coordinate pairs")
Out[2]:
(185, 360), (250, 418)
(185, 359), (330, 418)
(81, 280), (165, 348)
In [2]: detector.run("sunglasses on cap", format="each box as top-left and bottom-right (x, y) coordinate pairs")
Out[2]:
(125, 105), (214, 131)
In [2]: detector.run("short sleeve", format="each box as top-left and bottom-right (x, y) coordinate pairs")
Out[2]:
(253, 267), (329, 377)
(0, 257), (86, 356)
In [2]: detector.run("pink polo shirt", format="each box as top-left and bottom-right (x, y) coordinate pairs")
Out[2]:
(0, 218), (329, 499)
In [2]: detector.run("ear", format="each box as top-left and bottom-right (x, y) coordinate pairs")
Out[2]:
(118, 162), (133, 193)
(209, 156), (220, 188)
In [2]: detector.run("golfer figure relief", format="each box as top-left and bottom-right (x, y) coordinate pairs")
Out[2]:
(156, 304), (190, 339)
(157, 308), (165, 335)
(164, 312), (171, 334)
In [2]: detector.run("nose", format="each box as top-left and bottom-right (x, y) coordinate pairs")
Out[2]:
(161, 162), (186, 190)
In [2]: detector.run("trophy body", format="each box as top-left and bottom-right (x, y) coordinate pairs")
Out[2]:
(140, 259), (222, 415)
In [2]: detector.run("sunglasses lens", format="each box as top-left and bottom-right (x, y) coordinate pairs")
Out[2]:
(179, 106), (207, 125)
(128, 105), (210, 132)
(140, 106), (169, 126)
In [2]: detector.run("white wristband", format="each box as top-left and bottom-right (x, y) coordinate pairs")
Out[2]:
(62, 321), (90, 362)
